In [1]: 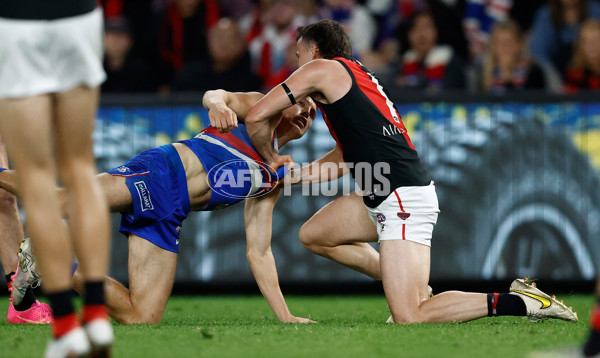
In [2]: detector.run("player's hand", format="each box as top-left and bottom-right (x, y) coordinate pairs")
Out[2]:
(208, 104), (238, 133)
(283, 316), (317, 324)
(268, 154), (294, 174)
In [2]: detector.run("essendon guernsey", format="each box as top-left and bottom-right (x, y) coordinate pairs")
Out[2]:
(316, 57), (430, 208)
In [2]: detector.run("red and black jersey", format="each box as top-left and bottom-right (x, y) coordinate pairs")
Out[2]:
(317, 57), (430, 208)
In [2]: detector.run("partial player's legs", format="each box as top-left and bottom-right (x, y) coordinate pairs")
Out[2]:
(0, 95), (74, 293)
(53, 85), (113, 353)
(299, 191), (380, 279)
(380, 240), (488, 323)
(74, 234), (178, 324)
(54, 85), (110, 282)
(0, 133), (23, 275)
(0, 133), (51, 323)
(301, 187), (577, 324)
(583, 276), (600, 357)
(96, 173), (133, 213)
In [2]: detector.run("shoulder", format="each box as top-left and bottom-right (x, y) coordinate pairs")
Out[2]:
(297, 58), (349, 76)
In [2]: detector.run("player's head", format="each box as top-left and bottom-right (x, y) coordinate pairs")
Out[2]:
(295, 20), (352, 66)
(276, 97), (317, 142)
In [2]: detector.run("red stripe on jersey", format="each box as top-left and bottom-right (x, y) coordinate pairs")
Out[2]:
(335, 58), (416, 150)
(317, 104), (344, 154)
(202, 127), (272, 180)
(402, 224), (406, 240)
(202, 127), (264, 165)
(111, 171), (150, 178)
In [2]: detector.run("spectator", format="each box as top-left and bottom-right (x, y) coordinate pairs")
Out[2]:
(248, 0), (304, 91)
(463, 0), (513, 63)
(390, 11), (466, 93)
(156, 0), (221, 92)
(319, 0), (377, 56)
(363, 0), (467, 74)
(565, 19), (600, 92)
(360, 0), (428, 72)
(529, 0), (600, 78)
(102, 17), (155, 93)
(480, 20), (546, 93)
(173, 18), (261, 92)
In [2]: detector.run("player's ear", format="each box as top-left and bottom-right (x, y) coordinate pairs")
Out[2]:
(310, 43), (319, 59)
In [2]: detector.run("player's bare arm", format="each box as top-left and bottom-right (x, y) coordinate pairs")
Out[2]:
(244, 187), (315, 324)
(290, 145), (348, 185)
(245, 59), (349, 170)
(0, 169), (19, 197)
(203, 90), (264, 132)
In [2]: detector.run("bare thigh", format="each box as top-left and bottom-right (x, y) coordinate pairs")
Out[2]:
(97, 173), (132, 213)
(301, 191), (378, 245)
(128, 234), (178, 323)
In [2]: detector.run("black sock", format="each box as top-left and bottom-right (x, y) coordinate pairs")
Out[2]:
(14, 286), (36, 311)
(47, 290), (75, 319)
(5, 271), (15, 294)
(487, 293), (527, 317)
(84, 281), (105, 306)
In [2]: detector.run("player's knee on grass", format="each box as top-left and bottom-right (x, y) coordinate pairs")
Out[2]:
(116, 307), (163, 325)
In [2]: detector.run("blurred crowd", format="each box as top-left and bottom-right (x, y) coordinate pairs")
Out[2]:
(100, 0), (600, 96)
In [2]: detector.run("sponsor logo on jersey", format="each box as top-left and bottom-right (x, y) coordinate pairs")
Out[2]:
(134, 181), (154, 212)
(382, 124), (406, 137)
(116, 166), (130, 173)
(397, 212), (411, 220)
(376, 213), (386, 223)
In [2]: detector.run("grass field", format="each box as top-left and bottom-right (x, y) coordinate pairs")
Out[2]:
(0, 294), (594, 358)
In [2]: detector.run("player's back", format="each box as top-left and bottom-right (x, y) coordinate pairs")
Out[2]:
(180, 124), (279, 210)
(316, 57), (430, 207)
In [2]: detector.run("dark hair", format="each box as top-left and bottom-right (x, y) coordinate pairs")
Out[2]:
(549, 0), (588, 28)
(296, 19), (353, 59)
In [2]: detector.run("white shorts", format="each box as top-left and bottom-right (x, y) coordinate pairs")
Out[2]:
(0, 8), (105, 99)
(366, 181), (439, 246)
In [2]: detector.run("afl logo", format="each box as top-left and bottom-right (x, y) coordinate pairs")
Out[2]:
(207, 159), (278, 199)
(376, 213), (386, 223)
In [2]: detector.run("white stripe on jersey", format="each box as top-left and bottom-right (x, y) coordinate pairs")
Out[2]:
(196, 133), (264, 196)
(356, 60), (400, 123)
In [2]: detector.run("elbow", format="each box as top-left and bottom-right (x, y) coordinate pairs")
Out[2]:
(246, 247), (268, 262)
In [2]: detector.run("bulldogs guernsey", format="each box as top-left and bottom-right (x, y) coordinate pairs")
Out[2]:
(180, 124), (282, 210)
(317, 57), (430, 208)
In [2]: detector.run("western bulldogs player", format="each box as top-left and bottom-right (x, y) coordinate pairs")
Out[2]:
(244, 19), (577, 324)
(0, 90), (317, 325)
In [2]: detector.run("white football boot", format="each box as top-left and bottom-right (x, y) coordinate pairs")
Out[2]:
(44, 327), (91, 358)
(509, 277), (578, 323)
(84, 318), (114, 358)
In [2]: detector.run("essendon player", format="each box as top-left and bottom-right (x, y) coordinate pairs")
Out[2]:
(243, 19), (577, 324)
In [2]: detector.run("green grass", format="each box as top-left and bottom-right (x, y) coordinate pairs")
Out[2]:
(0, 295), (594, 358)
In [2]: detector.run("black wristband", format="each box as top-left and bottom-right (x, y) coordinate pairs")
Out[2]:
(281, 83), (296, 105)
